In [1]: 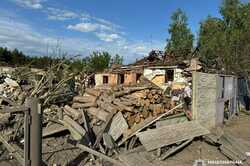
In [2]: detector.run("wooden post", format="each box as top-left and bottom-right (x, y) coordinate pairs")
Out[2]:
(25, 98), (42, 166)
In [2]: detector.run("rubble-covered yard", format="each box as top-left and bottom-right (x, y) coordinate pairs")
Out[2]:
(0, 65), (250, 166)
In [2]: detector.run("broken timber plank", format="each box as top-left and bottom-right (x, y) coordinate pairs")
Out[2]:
(73, 95), (97, 103)
(218, 133), (250, 165)
(60, 115), (86, 141)
(86, 107), (109, 122)
(43, 123), (67, 137)
(85, 88), (101, 97)
(108, 112), (129, 141)
(97, 100), (118, 113)
(72, 102), (97, 109)
(82, 110), (96, 145)
(156, 115), (188, 128)
(63, 105), (82, 120)
(103, 133), (116, 149)
(77, 144), (124, 166)
(113, 87), (149, 98)
(94, 112), (115, 148)
(119, 152), (154, 166)
(219, 145), (248, 166)
(160, 138), (193, 160)
(113, 100), (133, 112)
(119, 103), (184, 146)
(0, 135), (24, 165)
(136, 121), (210, 151)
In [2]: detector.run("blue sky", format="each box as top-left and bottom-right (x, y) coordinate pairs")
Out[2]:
(0, 0), (229, 63)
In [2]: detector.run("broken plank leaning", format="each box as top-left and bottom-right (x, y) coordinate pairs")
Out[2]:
(94, 112), (115, 148)
(108, 112), (128, 141)
(160, 138), (193, 160)
(136, 121), (210, 151)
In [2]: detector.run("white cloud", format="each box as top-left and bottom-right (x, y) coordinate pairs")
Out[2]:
(67, 22), (118, 34)
(67, 22), (124, 43)
(44, 7), (121, 33)
(95, 33), (121, 42)
(135, 46), (147, 52)
(11, 0), (44, 9)
(46, 7), (78, 21)
(12, 3), (124, 43)
(0, 16), (97, 56)
(67, 23), (99, 32)
(0, 15), (164, 64)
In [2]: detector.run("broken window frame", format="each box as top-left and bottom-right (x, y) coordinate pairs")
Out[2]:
(103, 75), (109, 84)
(165, 69), (174, 83)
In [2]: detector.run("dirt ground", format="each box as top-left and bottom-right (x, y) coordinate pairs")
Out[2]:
(1, 111), (250, 166)
(164, 111), (250, 166)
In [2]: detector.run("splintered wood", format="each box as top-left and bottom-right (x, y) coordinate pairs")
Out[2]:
(0, 72), (192, 166)
(63, 105), (82, 120)
(136, 121), (210, 151)
(108, 112), (128, 141)
(70, 86), (173, 129)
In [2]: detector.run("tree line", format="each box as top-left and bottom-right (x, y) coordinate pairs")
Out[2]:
(165, 0), (250, 76)
(0, 47), (123, 73)
(1, 0), (250, 76)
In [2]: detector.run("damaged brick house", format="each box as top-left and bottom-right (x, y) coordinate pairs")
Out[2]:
(94, 65), (143, 87)
(94, 50), (199, 89)
(94, 50), (239, 128)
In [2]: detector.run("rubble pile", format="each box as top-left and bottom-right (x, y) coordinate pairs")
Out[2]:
(72, 86), (173, 128)
(1, 66), (249, 166)
(7, 64), (247, 166)
(0, 67), (190, 165)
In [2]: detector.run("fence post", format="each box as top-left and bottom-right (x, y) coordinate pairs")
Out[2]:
(25, 98), (42, 166)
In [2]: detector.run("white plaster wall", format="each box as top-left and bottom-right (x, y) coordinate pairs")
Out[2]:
(143, 68), (166, 80)
(174, 68), (186, 82)
(95, 74), (103, 86)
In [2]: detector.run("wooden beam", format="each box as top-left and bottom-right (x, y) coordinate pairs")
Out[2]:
(160, 138), (193, 160)
(60, 115), (86, 141)
(73, 95), (97, 103)
(119, 103), (184, 146)
(43, 123), (67, 137)
(63, 105), (82, 120)
(94, 112), (115, 148)
(137, 121), (209, 151)
(86, 107), (109, 122)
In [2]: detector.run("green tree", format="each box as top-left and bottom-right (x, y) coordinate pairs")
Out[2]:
(88, 51), (111, 72)
(198, 16), (225, 69)
(165, 8), (194, 60)
(110, 54), (123, 66)
(199, 0), (250, 74)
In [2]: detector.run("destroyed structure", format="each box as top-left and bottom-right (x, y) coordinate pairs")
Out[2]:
(0, 50), (250, 166)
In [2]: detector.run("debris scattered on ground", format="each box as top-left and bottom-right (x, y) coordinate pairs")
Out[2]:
(0, 65), (249, 166)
